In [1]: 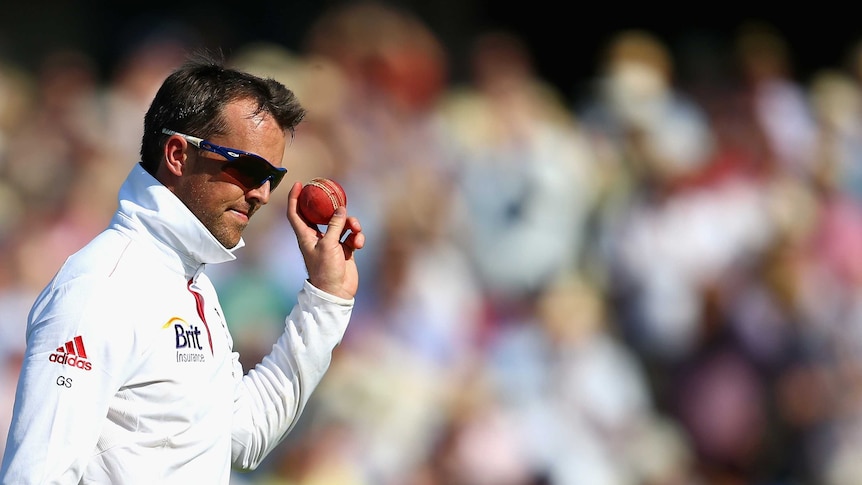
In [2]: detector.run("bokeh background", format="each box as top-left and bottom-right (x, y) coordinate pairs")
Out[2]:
(3, 1), (862, 484)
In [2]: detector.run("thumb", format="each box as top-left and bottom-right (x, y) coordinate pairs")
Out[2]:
(322, 206), (348, 242)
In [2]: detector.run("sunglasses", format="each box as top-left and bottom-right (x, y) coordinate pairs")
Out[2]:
(162, 128), (287, 191)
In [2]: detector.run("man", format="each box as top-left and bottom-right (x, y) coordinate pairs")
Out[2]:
(0, 51), (364, 484)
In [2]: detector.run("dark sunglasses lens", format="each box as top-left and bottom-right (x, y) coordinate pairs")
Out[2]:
(223, 157), (285, 190)
(268, 168), (286, 190)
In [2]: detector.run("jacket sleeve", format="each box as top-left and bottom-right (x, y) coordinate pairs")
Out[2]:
(230, 280), (353, 470)
(0, 276), (135, 484)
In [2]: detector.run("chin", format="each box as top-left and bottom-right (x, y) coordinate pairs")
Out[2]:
(212, 230), (242, 249)
(223, 234), (243, 249)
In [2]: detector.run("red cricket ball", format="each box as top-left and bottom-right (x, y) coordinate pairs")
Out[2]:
(298, 177), (347, 225)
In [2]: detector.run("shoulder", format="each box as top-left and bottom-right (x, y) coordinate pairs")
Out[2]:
(30, 228), (180, 336)
(27, 231), (190, 367)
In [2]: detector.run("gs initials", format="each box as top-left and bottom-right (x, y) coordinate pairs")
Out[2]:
(56, 376), (72, 388)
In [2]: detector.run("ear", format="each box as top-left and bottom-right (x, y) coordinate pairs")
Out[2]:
(163, 135), (188, 177)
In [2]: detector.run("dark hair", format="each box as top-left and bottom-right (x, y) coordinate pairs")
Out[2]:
(139, 49), (306, 174)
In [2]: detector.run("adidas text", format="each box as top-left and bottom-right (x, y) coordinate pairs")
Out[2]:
(49, 353), (93, 371)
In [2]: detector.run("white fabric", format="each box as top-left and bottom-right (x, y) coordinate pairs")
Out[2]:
(0, 163), (353, 484)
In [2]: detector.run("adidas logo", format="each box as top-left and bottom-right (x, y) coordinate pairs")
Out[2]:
(49, 336), (93, 371)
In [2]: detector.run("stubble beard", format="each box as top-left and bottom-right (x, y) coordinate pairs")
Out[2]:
(186, 185), (245, 250)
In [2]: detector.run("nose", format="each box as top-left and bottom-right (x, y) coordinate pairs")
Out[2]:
(246, 180), (271, 205)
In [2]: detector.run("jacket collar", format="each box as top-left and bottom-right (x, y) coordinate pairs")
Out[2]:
(112, 163), (243, 275)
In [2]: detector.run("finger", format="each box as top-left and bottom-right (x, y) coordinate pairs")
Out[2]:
(342, 230), (365, 251)
(353, 231), (365, 250)
(285, 181), (303, 224)
(340, 218), (365, 249)
(322, 206), (348, 244)
(338, 216), (360, 241)
(346, 216), (362, 235)
(286, 181), (323, 246)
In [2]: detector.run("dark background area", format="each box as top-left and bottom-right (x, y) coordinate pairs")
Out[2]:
(1, 0), (858, 103)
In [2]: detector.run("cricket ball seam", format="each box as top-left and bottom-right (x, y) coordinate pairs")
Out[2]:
(308, 178), (344, 209)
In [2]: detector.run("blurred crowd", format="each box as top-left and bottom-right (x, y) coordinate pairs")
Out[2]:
(3, 3), (862, 484)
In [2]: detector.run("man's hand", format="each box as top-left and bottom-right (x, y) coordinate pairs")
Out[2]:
(286, 181), (364, 299)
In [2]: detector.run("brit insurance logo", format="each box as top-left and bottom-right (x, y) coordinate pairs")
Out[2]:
(49, 335), (93, 371)
(164, 317), (206, 363)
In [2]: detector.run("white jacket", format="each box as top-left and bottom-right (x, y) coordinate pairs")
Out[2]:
(0, 164), (353, 484)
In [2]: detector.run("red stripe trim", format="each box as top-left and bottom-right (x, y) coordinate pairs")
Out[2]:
(187, 279), (214, 355)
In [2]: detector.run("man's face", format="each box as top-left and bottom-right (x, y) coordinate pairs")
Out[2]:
(174, 99), (287, 249)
